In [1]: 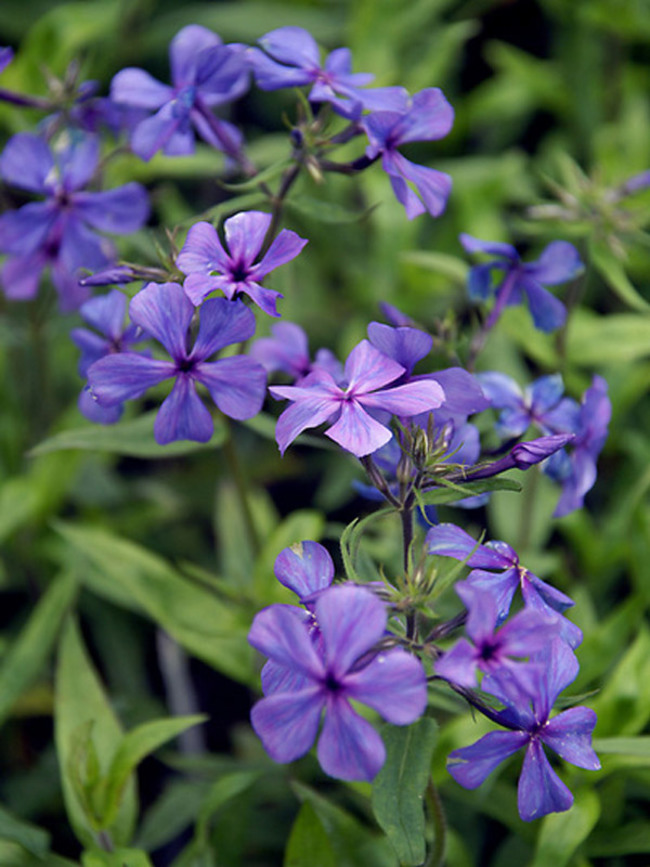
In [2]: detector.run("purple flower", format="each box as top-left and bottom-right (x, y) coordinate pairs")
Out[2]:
(447, 638), (600, 821)
(435, 582), (556, 689)
(270, 339), (445, 457)
(477, 371), (579, 438)
(458, 433), (575, 481)
(248, 26), (406, 119)
(87, 282), (266, 444)
(0, 47), (13, 74)
(71, 289), (147, 423)
(111, 25), (249, 161)
(426, 523), (582, 647)
(0, 133), (149, 311)
(460, 234), (583, 333)
(363, 88), (454, 219)
(176, 211), (308, 317)
(544, 376), (611, 517)
(249, 584), (427, 781)
(250, 321), (342, 382)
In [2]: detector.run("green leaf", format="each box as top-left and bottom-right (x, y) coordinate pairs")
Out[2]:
(340, 509), (393, 584)
(55, 523), (253, 684)
(100, 716), (206, 830)
(193, 772), (260, 846)
(566, 310), (650, 365)
(587, 821), (650, 857)
(414, 476), (522, 507)
(0, 806), (50, 858)
(287, 196), (375, 224)
(531, 789), (600, 867)
(82, 850), (154, 867)
(219, 158), (292, 192)
(590, 240), (650, 312)
(593, 736), (650, 757)
(400, 250), (469, 285)
(0, 573), (77, 727)
(284, 802), (337, 867)
(30, 411), (226, 459)
(55, 618), (137, 849)
(371, 718), (438, 866)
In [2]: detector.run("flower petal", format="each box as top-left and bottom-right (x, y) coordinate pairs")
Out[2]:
(344, 339), (404, 393)
(393, 88), (454, 144)
(88, 353), (174, 405)
(542, 707), (600, 769)
(317, 695), (385, 781)
(0, 133), (53, 193)
(366, 322), (432, 373)
(359, 379), (445, 417)
(73, 183), (150, 234)
(254, 227), (308, 278)
(190, 297), (256, 360)
(519, 276), (567, 332)
(193, 356), (266, 420)
(153, 375), (213, 444)
(346, 647), (427, 723)
(517, 740), (573, 821)
(274, 541), (334, 599)
(251, 687), (324, 763)
(0, 202), (58, 257)
(525, 241), (583, 286)
(111, 68), (172, 109)
(223, 210), (272, 266)
(259, 26), (320, 68)
(326, 400), (392, 457)
(315, 585), (386, 677)
(177, 221), (231, 276)
(447, 730), (528, 789)
(248, 603), (324, 678)
(170, 24), (221, 87)
(129, 282), (194, 360)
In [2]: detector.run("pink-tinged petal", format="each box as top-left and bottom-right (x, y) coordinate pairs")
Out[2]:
(428, 367), (489, 417)
(518, 740), (573, 821)
(223, 210), (271, 265)
(315, 585), (386, 677)
(59, 135), (100, 192)
(359, 379), (445, 417)
(261, 658), (311, 696)
(251, 687), (324, 763)
(193, 356), (266, 420)
(273, 396), (339, 454)
(525, 241), (583, 286)
(1, 253), (46, 301)
(426, 524), (514, 570)
(435, 639), (478, 688)
(393, 88), (454, 144)
(248, 604), (325, 678)
(0, 202), (57, 256)
(177, 222), (230, 273)
(542, 707), (600, 769)
(519, 276), (566, 332)
(170, 25), (221, 86)
(182, 274), (224, 306)
(447, 730), (528, 789)
(344, 339), (404, 393)
(78, 386), (123, 424)
(346, 648), (427, 723)
(153, 375), (213, 444)
(259, 26), (320, 68)
(254, 228), (308, 278)
(459, 233), (518, 260)
(249, 322), (309, 377)
(88, 353), (174, 404)
(326, 400), (392, 457)
(111, 68), (172, 108)
(190, 297), (256, 360)
(73, 183), (149, 234)
(274, 541), (334, 599)
(317, 695), (385, 781)
(0, 133), (53, 193)
(129, 282), (194, 360)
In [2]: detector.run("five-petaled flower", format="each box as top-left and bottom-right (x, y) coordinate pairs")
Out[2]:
(87, 282), (266, 444)
(249, 584), (427, 781)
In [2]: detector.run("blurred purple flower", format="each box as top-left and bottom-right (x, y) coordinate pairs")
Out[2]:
(250, 321), (342, 382)
(270, 339), (445, 457)
(447, 638), (600, 821)
(544, 375), (611, 517)
(0, 46), (13, 74)
(87, 282), (266, 444)
(363, 88), (454, 219)
(248, 26), (406, 119)
(426, 523), (582, 647)
(111, 25), (249, 161)
(460, 234), (582, 332)
(249, 584), (427, 781)
(0, 132), (149, 310)
(477, 371), (579, 438)
(176, 211), (307, 317)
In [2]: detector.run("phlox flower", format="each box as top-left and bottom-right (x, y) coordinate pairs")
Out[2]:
(176, 211), (307, 317)
(0, 46), (13, 74)
(249, 321), (342, 383)
(460, 234), (583, 332)
(0, 132), (149, 310)
(249, 584), (427, 781)
(87, 282), (266, 444)
(363, 88), (454, 219)
(248, 26), (406, 119)
(447, 638), (600, 821)
(111, 25), (249, 161)
(70, 289), (147, 423)
(476, 371), (579, 438)
(270, 338), (446, 458)
(426, 523), (582, 647)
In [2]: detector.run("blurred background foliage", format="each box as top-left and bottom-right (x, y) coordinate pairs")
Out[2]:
(0, 0), (649, 865)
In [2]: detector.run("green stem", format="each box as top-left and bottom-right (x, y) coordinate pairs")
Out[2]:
(222, 418), (260, 556)
(424, 778), (447, 867)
